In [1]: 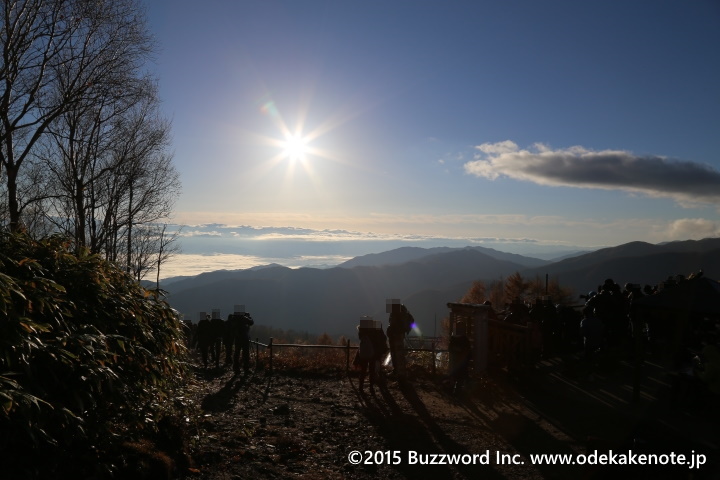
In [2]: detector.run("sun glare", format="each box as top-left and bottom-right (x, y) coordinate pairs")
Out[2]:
(281, 133), (309, 162)
(249, 93), (368, 185)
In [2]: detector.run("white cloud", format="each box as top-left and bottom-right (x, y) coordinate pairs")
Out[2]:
(159, 252), (356, 279)
(464, 141), (720, 206)
(476, 140), (519, 155)
(178, 230), (223, 237)
(665, 218), (720, 240)
(160, 253), (267, 278)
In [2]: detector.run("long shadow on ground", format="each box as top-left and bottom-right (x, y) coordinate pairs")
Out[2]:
(353, 376), (505, 480)
(200, 372), (251, 412)
(507, 358), (720, 479)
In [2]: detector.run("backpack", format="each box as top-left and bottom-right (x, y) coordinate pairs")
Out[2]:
(358, 333), (375, 360)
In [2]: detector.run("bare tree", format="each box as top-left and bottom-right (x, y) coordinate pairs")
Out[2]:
(1, 1), (182, 280)
(109, 88), (178, 273)
(126, 221), (181, 287)
(153, 223), (181, 289)
(0, 0), (153, 231)
(39, 76), (138, 246)
(39, 75), (177, 261)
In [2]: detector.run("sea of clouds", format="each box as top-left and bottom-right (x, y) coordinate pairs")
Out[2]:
(157, 224), (589, 280)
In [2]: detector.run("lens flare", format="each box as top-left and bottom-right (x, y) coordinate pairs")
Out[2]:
(281, 133), (309, 162)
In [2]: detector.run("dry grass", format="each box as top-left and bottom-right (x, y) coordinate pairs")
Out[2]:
(196, 333), (451, 378)
(268, 345), (351, 373)
(245, 342), (449, 377)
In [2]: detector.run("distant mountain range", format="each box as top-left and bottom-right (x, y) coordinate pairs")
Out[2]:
(163, 238), (720, 338)
(522, 239), (720, 294)
(337, 245), (551, 269)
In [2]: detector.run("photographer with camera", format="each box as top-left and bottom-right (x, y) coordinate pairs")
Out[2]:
(226, 307), (255, 375)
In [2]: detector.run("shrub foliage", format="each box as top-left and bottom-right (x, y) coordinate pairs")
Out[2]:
(0, 232), (188, 478)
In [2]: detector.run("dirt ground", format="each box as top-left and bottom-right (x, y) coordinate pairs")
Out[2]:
(181, 353), (719, 480)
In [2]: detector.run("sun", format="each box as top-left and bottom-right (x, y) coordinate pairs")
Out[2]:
(250, 94), (365, 183)
(281, 133), (309, 162)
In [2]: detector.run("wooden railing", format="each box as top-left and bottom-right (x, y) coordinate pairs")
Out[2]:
(246, 324), (536, 375)
(249, 337), (446, 375)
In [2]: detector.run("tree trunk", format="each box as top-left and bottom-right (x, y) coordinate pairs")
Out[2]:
(126, 183), (133, 274)
(6, 163), (20, 232)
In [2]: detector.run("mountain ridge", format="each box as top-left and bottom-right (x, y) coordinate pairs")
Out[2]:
(164, 237), (720, 337)
(338, 245), (549, 269)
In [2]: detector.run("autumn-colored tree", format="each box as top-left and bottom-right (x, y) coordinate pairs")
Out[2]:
(527, 275), (575, 305)
(488, 279), (506, 307)
(317, 332), (334, 345)
(459, 271), (575, 313)
(527, 274), (548, 299)
(504, 272), (529, 304)
(460, 280), (486, 303)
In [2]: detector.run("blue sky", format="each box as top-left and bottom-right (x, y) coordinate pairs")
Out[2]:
(145, 1), (720, 278)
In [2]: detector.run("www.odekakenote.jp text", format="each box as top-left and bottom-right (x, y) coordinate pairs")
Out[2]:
(347, 449), (707, 470)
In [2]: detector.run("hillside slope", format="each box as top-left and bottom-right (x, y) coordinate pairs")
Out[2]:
(167, 238), (720, 337)
(166, 249), (525, 336)
(338, 245), (549, 269)
(524, 239), (720, 294)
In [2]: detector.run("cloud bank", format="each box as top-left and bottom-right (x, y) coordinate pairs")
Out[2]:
(666, 218), (720, 240)
(464, 141), (720, 205)
(157, 219), (719, 279)
(171, 223), (565, 247)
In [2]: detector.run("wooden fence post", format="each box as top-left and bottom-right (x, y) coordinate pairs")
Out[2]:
(345, 339), (351, 371)
(431, 341), (436, 376)
(255, 337), (259, 370)
(269, 337), (274, 375)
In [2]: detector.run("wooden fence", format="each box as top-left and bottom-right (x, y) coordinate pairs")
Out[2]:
(247, 326), (536, 375)
(249, 337), (446, 375)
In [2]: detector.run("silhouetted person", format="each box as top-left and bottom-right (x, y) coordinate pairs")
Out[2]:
(209, 315), (225, 368)
(387, 304), (414, 380)
(193, 315), (215, 368)
(588, 279), (626, 349)
(357, 325), (376, 391)
(370, 323), (388, 384)
(226, 312), (254, 374)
